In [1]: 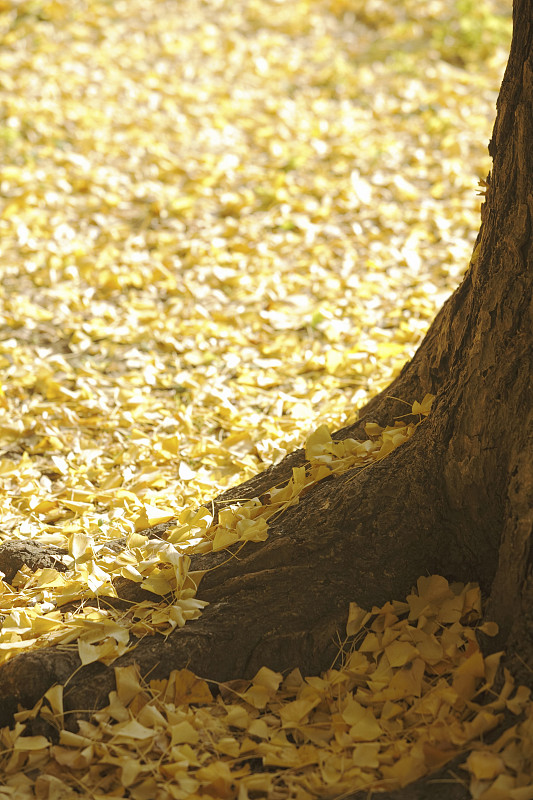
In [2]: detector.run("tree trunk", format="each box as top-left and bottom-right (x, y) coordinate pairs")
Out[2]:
(0, 2), (531, 796)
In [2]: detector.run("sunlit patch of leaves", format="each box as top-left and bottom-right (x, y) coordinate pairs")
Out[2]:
(0, 0), (510, 557)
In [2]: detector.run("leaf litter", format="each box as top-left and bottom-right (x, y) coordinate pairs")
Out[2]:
(1, 0), (530, 797)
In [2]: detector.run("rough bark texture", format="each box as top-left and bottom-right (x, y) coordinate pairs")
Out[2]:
(0, 541), (68, 584)
(0, 2), (532, 797)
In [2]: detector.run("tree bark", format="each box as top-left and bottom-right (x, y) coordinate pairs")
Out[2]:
(0, 2), (531, 797)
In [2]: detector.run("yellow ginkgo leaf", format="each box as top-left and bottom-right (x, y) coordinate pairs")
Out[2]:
(115, 665), (143, 706)
(170, 720), (199, 745)
(252, 666), (283, 693)
(411, 394), (435, 416)
(346, 602), (372, 636)
(305, 424), (333, 459)
(13, 735), (50, 751)
(135, 504), (175, 531)
(172, 669), (213, 706)
(280, 697), (320, 727)
(465, 749), (505, 780)
(112, 719), (154, 741)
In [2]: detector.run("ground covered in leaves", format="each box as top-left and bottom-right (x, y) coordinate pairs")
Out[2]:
(1, 0), (531, 798)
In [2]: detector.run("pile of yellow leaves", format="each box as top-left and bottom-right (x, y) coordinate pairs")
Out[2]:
(2, 0), (529, 797)
(0, 396), (433, 665)
(2, 577), (532, 799)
